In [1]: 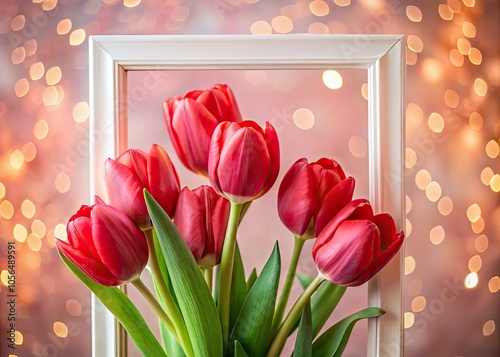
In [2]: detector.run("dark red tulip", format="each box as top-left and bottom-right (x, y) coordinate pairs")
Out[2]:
(163, 83), (242, 175)
(174, 186), (230, 268)
(208, 120), (280, 204)
(312, 199), (404, 286)
(105, 144), (180, 227)
(56, 203), (148, 286)
(278, 158), (355, 238)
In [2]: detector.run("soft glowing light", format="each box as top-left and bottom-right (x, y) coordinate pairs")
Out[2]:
(31, 219), (47, 238)
(428, 112), (444, 133)
(24, 39), (37, 56)
(463, 0), (475, 7)
(53, 322), (68, 338)
(469, 48), (482, 65)
(347, 136), (366, 157)
(483, 320), (496, 336)
(465, 272), (478, 289)
(21, 142), (37, 162)
(333, 0), (350, 6)
(14, 331), (23, 345)
(485, 140), (499, 158)
(308, 22), (329, 34)
(322, 70), (342, 89)
(10, 150), (24, 169)
(444, 89), (459, 108)
(55, 172), (71, 193)
(406, 48), (418, 66)
(361, 83), (368, 100)
(449, 49), (464, 67)
(415, 169), (432, 190)
(480, 167), (494, 185)
(11, 15), (25, 31)
(406, 102), (423, 124)
(469, 112), (483, 131)
(66, 299), (83, 316)
(54, 223), (67, 241)
(13, 224), (28, 243)
(42, 0), (58, 11)
(406, 195), (412, 214)
(404, 312), (415, 329)
(473, 78), (488, 97)
(438, 4), (453, 20)
(406, 6), (422, 22)
(327, 20), (348, 33)
(405, 148), (417, 169)
(27, 234), (42, 252)
(42, 86), (59, 106)
(30, 62), (45, 81)
(271, 16), (293, 34)
(407, 35), (423, 53)
(57, 19), (72, 35)
(46, 66), (62, 85)
(405, 256), (416, 275)
(468, 255), (482, 272)
(1, 271), (9, 286)
(293, 108), (315, 130)
(34, 119), (49, 140)
(250, 21), (272, 34)
(447, 0), (461, 12)
(73, 101), (90, 123)
(411, 296), (426, 312)
(69, 29), (86, 46)
(488, 276), (500, 293)
(467, 203), (481, 222)
(11, 47), (26, 64)
(471, 217), (484, 233)
(429, 225), (445, 245)
(438, 196), (453, 215)
(0, 201), (14, 219)
(426, 181), (442, 202)
(406, 219), (412, 237)
(310, 0), (329, 16)
(124, 0), (141, 7)
(422, 58), (443, 82)
(15, 78), (29, 97)
(462, 21), (476, 38)
(21, 199), (36, 218)
(0, 182), (4, 199)
(457, 38), (471, 55)
(491, 175), (500, 192)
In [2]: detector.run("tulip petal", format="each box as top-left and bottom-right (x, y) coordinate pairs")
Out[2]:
(105, 159), (149, 227)
(117, 149), (149, 188)
(208, 122), (228, 194)
(217, 126), (270, 203)
(278, 158), (316, 237)
(148, 144), (180, 218)
(261, 122), (280, 196)
(315, 220), (377, 285)
(211, 193), (230, 264)
(67, 217), (99, 259)
(314, 177), (355, 236)
(316, 158), (346, 179)
(372, 213), (397, 250)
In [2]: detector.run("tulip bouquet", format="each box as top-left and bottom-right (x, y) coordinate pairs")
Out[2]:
(56, 84), (404, 357)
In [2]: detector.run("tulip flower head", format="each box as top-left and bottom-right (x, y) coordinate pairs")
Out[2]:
(312, 199), (404, 286)
(174, 186), (230, 268)
(278, 158), (355, 239)
(105, 144), (180, 228)
(163, 83), (242, 176)
(55, 203), (149, 286)
(208, 120), (280, 204)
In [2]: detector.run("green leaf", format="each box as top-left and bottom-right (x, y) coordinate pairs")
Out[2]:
(297, 273), (315, 290)
(312, 307), (385, 357)
(230, 242), (281, 357)
(293, 300), (312, 357)
(234, 340), (250, 357)
(246, 268), (257, 293)
(145, 190), (223, 357)
(59, 253), (167, 357)
(230, 243), (247, 332)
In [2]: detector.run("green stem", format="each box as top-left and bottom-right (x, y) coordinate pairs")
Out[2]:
(266, 274), (325, 357)
(143, 229), (194, 357)
(271, 235), (306, 335)
(203, 267), (213, 294)
(217, 202), (243, 345)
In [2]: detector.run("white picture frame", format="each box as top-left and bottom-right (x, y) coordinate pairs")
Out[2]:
(89, 34), (405, 357)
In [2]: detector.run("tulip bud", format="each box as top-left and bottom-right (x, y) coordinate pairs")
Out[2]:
(174, 186), (230, 268)
(208, 120), (280, 204)
(55, 203), (149, 286)
(312, 199), (404, 286)
(163, 83), (242, 176)
(105, 144), (180, 227)
(278, 158), (355, 239)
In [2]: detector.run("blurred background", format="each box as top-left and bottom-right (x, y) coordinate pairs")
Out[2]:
(0, 0), (498, 357)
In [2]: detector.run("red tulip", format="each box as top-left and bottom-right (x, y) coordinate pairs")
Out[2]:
(278, 158), (355, 238)
(163, 83), (242, 175)
(312, 199), (404, 286)
(55, 203), (148, 286)
(105, 144), (180, 227)
(174, 186), (230, 268)
(208, 120), (280, 204)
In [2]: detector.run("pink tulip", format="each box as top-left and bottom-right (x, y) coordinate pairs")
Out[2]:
(312, 199), (404, 286)
(208, 120), (280, 204)
(278, 158), (355, 238)
(163, 83), (242, 175)
(105, 144), (180, 228)
(174, 186), (230, 268)
(55, 203), (148, 286)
